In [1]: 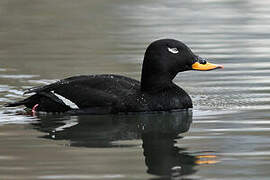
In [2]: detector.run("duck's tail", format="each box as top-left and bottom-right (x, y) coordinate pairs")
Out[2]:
(4, 92), (72, 113)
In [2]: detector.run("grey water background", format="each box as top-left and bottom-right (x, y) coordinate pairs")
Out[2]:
(1, 0), (270, 179)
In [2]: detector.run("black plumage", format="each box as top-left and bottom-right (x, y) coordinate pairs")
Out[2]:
(5, 39), (223, 114)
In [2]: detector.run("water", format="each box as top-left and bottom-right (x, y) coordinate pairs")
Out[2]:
(1, 0), (270, 179)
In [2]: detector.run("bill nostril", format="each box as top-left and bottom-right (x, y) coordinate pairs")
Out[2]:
(195, 56), (207, 65)
(200, 60), (207, 64)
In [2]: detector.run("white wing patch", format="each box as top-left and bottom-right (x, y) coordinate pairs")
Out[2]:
(52, 91), (79, 109)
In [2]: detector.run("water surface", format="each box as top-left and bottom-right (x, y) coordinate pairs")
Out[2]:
(1, 0), (270, 179)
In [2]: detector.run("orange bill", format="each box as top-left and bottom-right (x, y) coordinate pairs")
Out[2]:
(192, 62), (224, 71)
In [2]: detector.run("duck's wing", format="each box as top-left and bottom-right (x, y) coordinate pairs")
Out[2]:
(25, 74), (140, 109)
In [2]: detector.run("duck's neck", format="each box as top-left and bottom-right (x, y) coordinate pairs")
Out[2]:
(140, 64), (177, 92)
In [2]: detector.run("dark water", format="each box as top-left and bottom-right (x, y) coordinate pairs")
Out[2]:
(1, 0), (270, 179)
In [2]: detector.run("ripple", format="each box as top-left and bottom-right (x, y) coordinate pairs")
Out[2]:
(221, 151), (270, 157)
(0, 110), (36, 125)
(205, 128), (270, 132)
(38, 174), (125, 179)
(195, 120), (270, 125)
(0, 85), (13, 92)
(28, 79), (58, 85)
(0, 74), (39, 79)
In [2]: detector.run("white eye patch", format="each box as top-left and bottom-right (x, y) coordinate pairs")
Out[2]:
(168, 47), (179, 54)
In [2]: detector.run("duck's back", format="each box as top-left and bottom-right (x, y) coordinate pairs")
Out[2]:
(25, 75), (141, 112)
(6, 74), (192, 114)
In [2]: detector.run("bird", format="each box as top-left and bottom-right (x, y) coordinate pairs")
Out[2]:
(5, 39), (223, 114)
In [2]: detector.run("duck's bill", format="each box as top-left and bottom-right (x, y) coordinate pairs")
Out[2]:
(192, 62), (224, 71)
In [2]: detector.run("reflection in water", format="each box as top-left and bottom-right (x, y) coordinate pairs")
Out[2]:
(33, 110), (198, 179)
(141, 111), (196, 179)
(1, 0), (270, 179)
(33, 114), (140, 147)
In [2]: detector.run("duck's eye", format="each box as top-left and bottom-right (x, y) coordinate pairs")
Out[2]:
(167, 47), (179, 54)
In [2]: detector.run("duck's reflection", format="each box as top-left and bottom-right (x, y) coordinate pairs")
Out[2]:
(140, 111), (197, 178)
(34, 113), (142, 147)
(33, 110), (197, 178)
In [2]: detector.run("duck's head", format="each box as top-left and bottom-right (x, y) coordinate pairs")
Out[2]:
(141, 39), (223, 91)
